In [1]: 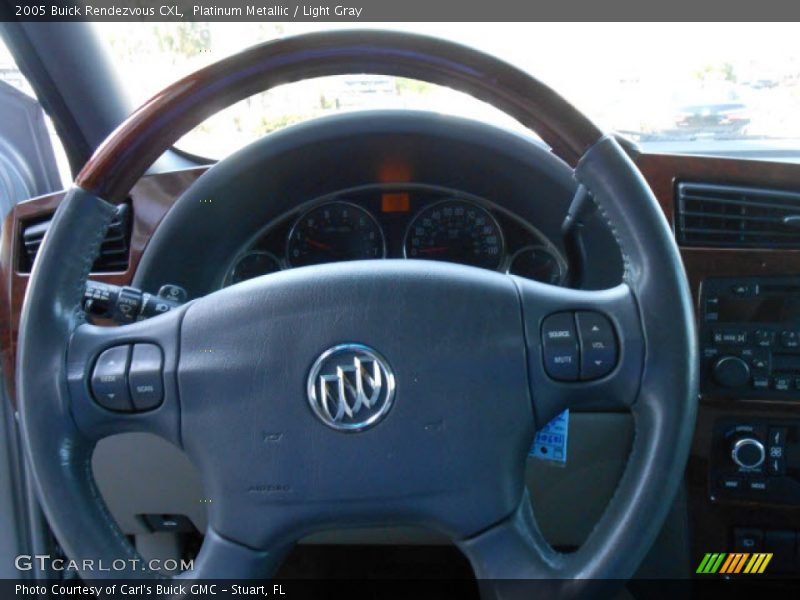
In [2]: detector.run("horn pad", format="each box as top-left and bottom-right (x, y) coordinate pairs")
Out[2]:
(177, 260), (533, 548)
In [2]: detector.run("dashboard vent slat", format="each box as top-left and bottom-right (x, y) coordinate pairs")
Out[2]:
(19, 204), (132, 273)
(676, 182), (800, 248)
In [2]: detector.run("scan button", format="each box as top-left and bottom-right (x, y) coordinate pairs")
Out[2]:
(129, 344), (164, 411)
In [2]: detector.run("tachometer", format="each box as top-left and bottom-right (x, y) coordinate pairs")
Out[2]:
(286, 201), (385, 268)
(404, 199), (504, 270)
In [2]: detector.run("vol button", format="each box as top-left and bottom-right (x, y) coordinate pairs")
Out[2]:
(576, 312), (618, 380)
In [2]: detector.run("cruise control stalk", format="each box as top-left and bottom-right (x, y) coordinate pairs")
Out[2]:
(83, 280), (187, 324)
(561, 184), (596, 289)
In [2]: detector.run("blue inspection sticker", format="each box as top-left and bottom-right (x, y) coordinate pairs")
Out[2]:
(530, 410), (569, 463)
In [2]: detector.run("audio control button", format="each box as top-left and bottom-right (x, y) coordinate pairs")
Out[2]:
(91, 346), (132, 412)
(750, 353), (769, 371)
(713, 356), (751, 388)
(713, 330), (748, 345)
(542, 313), (579, 382)
(753, 377), (770, 390)
(781, 330), (800, 348)
(128, 344), (164, 411)
(731, 283), (758, 296)
(755, 330), (775, 347)
(773, 376), (792, 392)
(575, 311), (617, 380)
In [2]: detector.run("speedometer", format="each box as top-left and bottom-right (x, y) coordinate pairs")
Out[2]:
(286, 201), (385, 268)
(403, 199), (504, 270)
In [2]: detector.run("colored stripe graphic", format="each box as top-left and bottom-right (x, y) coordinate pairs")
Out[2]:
(757, 553), (772, 573)
(744, 554), (761, 573)
(732, 553), (749, 574)
(697, 553), (726, 574)
(698, 552), (773, 574)
(695, 553), (713, 573)
(719, 553), (736, 573)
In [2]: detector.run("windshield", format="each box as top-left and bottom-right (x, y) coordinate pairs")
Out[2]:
(95, 22), (800, 161)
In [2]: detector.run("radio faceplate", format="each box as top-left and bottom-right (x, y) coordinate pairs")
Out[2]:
(701, 276), (800, 401)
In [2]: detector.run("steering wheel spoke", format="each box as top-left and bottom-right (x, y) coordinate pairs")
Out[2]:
(65, 308), (185, 444)
(178, 528), (290, 580)
(515, 278), (644, 426)
(459, 490), (561, 581)
(458, 490), (622, 599)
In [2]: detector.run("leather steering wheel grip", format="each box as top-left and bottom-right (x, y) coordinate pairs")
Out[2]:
(16, 30), (697, 584)
(455, 135), (698, 586)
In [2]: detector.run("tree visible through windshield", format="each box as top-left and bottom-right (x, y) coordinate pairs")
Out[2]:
(96, 22), (800, 160)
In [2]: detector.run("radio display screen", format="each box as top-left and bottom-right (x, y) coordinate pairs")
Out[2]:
(718, 295), (800, 323)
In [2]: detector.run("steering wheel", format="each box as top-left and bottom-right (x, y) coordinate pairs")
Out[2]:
(17, 30), (697, 591)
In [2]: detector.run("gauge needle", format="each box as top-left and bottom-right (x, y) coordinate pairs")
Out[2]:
(306, 238), (333, 251)
(418, 246), (449, 254)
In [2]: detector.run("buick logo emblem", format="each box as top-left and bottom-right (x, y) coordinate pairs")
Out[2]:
(307, 344), (396, 432)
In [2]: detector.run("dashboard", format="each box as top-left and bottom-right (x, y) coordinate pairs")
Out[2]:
(224, 183), (567, 287)
(10, 112), (800, 573)
(127, 112), (623, 299)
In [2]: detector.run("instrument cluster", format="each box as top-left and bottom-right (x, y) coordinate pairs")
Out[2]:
(225, 184), (567, 286)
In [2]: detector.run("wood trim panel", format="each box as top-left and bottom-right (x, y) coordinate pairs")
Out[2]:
(635, 152), (800, 307)
(0, 167), (205, 401)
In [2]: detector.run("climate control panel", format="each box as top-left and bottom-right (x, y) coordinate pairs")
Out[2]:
(711, 420), (797, 505)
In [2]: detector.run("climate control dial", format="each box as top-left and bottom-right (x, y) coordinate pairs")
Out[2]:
(731, 437), (765, 470)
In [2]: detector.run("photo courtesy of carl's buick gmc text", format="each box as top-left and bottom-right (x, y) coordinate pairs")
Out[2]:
(0, 1), (799, 598)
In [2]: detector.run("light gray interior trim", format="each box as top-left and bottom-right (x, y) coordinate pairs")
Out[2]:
(92, 412), (689, 577)
(0, 388), (30, 578)
(529, 413), (633, 547)
(92, 434), (205, 535)
(93, 413), (635, 549)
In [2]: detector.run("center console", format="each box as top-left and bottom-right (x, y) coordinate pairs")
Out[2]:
(701, 276), (800, 573)
(702, 276), (800, 500)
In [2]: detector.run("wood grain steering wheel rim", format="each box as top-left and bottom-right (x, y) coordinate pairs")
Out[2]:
(77, 29), (601, 202)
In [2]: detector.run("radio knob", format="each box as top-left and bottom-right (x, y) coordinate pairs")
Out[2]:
(731, 437), (765, 470)
(712, 356), (751, 388)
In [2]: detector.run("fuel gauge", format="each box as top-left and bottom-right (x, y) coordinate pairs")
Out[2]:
(227, 251), (282, 285)
(507, 245), (566, 285)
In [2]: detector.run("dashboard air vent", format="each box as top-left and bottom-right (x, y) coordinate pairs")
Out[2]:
(676, 182), (800, 249)
(19, 204), (131, 273)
